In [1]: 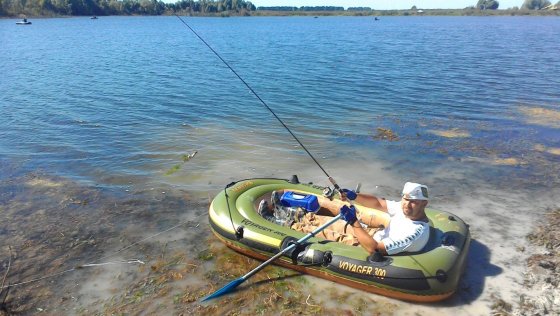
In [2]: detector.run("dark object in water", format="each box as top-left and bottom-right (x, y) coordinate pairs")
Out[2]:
(16, 18), (31, 25)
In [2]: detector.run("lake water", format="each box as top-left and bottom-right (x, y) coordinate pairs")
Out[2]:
(1, 16), (559, 315)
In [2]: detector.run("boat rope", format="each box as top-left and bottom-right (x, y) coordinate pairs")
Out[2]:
(174, 15), (341, 190)
(0, 247), (12, 306)
(224, 181), (237, 239)
(0, 260), (144, 291)
(91, 219), (190, 263)
(222, 178), (287, 240)
(0, 219), (193, 291)
(409, 254), (435, 279)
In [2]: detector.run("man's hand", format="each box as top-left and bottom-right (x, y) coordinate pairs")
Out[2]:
(341, 189), (357, 201)
(340, 205), (357, 225)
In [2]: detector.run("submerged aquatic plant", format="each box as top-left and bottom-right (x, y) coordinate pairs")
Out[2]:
(165, 151), (198, 175)
(427, 128), (471, 138)
(372, 128), (399, 141)
(197, 249), (215, 261)
(518, 105), (560, 129)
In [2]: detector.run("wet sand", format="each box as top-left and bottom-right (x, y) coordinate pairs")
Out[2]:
(0, 173), (209, 315)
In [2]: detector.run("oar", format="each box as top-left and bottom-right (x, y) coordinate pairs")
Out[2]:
(201, 213), (343, 301)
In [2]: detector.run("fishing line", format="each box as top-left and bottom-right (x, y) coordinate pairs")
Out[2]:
(0, 220), (194, 291)
(92, 219), (191, 263)
(223, 178), (288, 240)
(174, 15), (340, 189)
(0, 259), (144, 291)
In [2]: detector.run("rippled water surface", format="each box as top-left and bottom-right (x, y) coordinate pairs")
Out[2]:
(1, 16), (559, 315)
(2, 16), (559, 189)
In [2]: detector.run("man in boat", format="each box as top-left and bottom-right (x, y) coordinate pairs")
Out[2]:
(338, 182), (430, 255)
(259, 182), (430, 255)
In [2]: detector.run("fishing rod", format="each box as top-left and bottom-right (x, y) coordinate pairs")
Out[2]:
(174, 15), (343, 191)
(174, 15), (358, 302)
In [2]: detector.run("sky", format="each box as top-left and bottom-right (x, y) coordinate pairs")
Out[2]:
(251, 0), (524, 10)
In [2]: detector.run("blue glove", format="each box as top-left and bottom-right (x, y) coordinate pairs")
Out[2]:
(340, 205), (357, 225)
(341, 189), (357, 201)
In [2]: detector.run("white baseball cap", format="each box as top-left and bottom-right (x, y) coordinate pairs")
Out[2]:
(402, 182), (429, 200)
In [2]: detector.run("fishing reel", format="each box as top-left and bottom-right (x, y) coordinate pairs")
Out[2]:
(322, 187), (335, 199)
(322, 183), (362, 200)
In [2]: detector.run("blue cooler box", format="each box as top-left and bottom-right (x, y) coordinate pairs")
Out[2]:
(280, 191), (320, 213)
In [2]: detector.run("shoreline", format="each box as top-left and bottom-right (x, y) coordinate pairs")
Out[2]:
(491, 208), (559, 316)
(3, 8), (560, 19)
(0, 172), (558, 315)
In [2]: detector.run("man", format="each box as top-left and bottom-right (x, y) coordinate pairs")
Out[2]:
(259, 182), (430, 255)
(339, 182), (431, 255)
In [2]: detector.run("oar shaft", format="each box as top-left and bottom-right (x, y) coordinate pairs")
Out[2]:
(202, 209), (347, 301)
(242, 213), (343, 280)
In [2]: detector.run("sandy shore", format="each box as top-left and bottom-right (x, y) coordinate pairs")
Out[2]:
(494, 208), (559, 316)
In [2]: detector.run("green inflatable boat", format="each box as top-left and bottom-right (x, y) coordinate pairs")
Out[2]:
(208, 177), (470, 302)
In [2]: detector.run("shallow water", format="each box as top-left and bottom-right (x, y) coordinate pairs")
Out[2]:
(1, 16), (559, 315)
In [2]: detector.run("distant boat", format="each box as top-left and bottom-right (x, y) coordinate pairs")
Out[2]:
(91, 16), (98, 19)
(374, 17), (380, 21)
(16, 18), (31, 25)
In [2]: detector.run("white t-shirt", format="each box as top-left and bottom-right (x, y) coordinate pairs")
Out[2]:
(372, 200), (430, 255)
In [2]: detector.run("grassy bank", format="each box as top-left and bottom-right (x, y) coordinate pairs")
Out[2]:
(251, 8), (560, 17)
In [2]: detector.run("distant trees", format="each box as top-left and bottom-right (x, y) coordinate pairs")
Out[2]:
(0, 0), (256, 16)
(476, 0), (500, 9)
(0, 1), (360, 16)
(255, 6), (297, 11)
(347, 7), (372, 11)
(257, 6), (344, 12)
(299, 6), (344, 11)
(521, 0), (552, 9)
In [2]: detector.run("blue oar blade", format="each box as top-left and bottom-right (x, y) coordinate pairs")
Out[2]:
(201, 277), (245, 302)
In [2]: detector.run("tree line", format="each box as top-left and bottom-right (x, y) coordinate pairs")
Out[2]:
(477, 0), (559, 10)
(2, 0), (559, 17)
(256, 6), (345, 11)
(0, 0), (257, 16)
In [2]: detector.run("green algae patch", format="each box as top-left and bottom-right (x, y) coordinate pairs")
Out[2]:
(492, 157), (526, 166)
(519, 106), (560, 129)
(25, 178), (63, 187)
(165, 164), (182, 175)
(372, 128), (399, 141)
(427, 128), (471, 138)
(165, 151), (198, 175)
(461, 156), (527, 166)
(534, 144), (560, 156)
(547, 148), (560, 155)
(197, 249), (215, 261)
